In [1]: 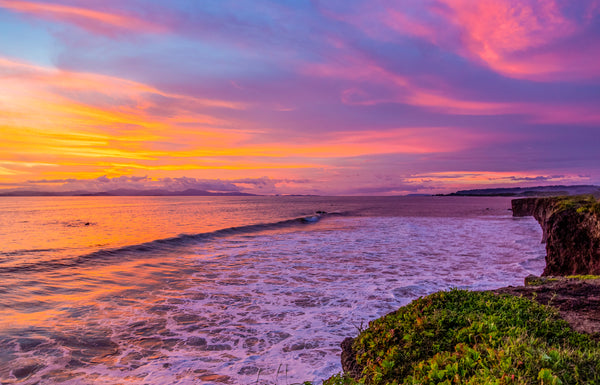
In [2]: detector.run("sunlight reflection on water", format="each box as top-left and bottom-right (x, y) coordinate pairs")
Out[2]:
(0, 196), (545, 384)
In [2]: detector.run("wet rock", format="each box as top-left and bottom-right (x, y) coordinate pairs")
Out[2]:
(67, 358), (85, 368)
(238, 366), (260, 375)
(282, 341), (319, 352)
(17, 338), (45, 352)
(186, 337), (207, 347)
(12, 363), (42, 379)
(148, 304), (174, 314)
(173, 313), (201, 324)
(52, 332), (119, 364)
(159, 329), (177, 337)
(140, 349), (164, 360)
(243, 337), (260, 348)
(392, 285), (427, 298)
(130, 319), (167, 336)
(190, 292), (207, 300)
(266, 331), (291, 344)
(162, 338), (181, 350)
(293, 298), (319, 307)
(206, 344), (232, 351)
(119, 351), (144, 366)
(138, 337), (163, 350)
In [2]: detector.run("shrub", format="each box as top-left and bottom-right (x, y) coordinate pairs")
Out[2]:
(324, 290), (600, 385)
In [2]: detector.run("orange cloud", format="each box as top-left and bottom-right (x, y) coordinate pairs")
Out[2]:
(0, 0), (164, 35)
(0, 58), (257, 181)
(5, 58), (477, 185)
(406, 171), (590, 187)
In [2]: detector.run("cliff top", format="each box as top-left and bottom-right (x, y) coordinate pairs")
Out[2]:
(328, 285), (600, 385)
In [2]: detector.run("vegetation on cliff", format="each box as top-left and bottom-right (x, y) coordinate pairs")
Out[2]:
(555, 195), (600, 215)
(325, 290), (600, 385)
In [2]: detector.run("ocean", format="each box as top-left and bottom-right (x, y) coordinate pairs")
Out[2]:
(0, 196), (546, 384)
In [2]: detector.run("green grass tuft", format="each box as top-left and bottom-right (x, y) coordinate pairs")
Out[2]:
(324, 290), (600, 385)
(565, 275), (600, 280)
(553, 195), (600, 216)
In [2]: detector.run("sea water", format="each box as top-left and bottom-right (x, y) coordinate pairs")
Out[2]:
(0, 196), (546, 384)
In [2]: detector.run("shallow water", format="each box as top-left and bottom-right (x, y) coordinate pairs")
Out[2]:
(0, 196), (545, 384)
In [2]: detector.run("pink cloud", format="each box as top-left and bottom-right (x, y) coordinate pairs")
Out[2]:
(437, 0), (600, 80)
(325, 0), (600, 81)
(0, 0), (165, 36)
(301, 35), (600, 125)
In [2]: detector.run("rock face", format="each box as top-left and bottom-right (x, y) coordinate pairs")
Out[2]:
(340, 337), (362, 379)
(512, 196), (600, 276)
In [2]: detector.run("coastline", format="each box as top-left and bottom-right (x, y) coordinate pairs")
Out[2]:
(327, 195), (600, 384)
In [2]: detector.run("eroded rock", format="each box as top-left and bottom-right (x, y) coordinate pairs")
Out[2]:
(512, 196), (600, 276)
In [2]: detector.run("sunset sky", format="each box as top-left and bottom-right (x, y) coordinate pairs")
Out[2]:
(1, 0), (599, 195)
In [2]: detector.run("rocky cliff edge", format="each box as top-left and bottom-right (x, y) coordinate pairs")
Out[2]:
(512, 195), (600, 276)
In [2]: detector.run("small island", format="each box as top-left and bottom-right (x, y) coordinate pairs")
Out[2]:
(325, 195), (600, 384)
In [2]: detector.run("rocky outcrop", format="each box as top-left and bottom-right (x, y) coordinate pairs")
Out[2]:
(337, 276), (600, 383)
(512, 196), (600, 276)
(496, 276), (600, 335)
(340, 337), (362, 379)
(335, 196), (600, 383)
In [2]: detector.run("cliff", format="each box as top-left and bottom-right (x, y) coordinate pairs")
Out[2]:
(512, 195), (600, 276)
(329, 196), (600, 384)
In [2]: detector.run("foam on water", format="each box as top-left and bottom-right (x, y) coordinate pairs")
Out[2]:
(1, 214), (545, 384)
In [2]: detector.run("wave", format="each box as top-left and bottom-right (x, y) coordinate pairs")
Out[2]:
(0, 248), (65, 257)
(0, 213), (339, 275)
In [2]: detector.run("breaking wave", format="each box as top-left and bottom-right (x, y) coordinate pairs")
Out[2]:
(0, 213), (337, 274)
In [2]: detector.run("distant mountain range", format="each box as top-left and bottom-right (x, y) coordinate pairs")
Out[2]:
(445, 185), (600, 197)
(0, 188), (258, 197)
(2, 185), (599, 197)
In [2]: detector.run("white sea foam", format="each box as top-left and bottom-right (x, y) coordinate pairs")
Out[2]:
(0, 199), (546, 384)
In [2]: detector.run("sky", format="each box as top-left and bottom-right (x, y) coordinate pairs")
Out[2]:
(0, 0), (599, 195)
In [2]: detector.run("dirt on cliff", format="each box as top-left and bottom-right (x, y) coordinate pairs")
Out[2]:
(495, 276), (600, 337)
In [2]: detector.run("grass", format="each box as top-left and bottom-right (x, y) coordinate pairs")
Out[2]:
(565, 275), (600, 280)
(324, 290), (600, 385)
(552, 195), (600, 216)
(524, 275), (600, 286)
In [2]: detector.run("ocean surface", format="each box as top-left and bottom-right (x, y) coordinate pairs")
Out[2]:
(0, 196), (546, 384)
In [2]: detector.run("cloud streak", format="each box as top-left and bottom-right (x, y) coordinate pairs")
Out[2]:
(0, 1), (598, 194)
(0, 0), (165, 36)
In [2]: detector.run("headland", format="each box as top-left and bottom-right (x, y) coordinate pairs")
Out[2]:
(327, 195), (600, 384)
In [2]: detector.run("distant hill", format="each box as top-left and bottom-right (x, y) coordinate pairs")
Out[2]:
(446, 185), (600, 197)
(0, 189), (258, 197)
